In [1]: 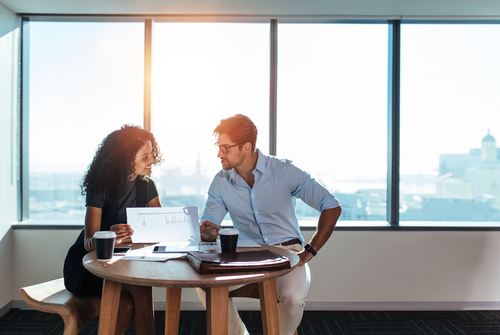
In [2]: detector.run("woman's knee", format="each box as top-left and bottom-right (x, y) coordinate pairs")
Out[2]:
(119, 292), (135, 322)
(133, 285), (153, 296)
(123, 284), (153, 303)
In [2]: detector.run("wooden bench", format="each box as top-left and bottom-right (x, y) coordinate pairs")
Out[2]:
(19, 278), (101, 335)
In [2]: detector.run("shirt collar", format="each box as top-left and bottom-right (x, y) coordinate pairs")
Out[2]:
(229, 149), (266, 182)
(254, 149), (266, 173)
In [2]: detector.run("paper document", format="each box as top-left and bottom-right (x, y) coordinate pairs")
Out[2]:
(153, 242), (199, 252)
(237, 231), (261, 247)
(237, 239), (261, 247)
(127, 206), (201, 243)
(197, 231), (261, 252)
(121, 249), (187, 262)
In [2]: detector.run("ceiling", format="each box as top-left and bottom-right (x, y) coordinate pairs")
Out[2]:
(1, 0), (500, 18)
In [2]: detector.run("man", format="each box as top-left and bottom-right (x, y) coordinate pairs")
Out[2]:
(198, 114), (341, 335)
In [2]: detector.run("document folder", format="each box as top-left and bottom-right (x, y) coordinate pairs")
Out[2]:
(186, 250), (291, 274)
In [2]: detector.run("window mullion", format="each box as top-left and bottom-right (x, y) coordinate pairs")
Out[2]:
(269, 19), (277, 156)
(387, 20), (401, 227)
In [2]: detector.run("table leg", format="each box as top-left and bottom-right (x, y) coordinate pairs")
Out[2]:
(98, 279), (122, 335)
(206, 286), (229, 335)
(258, 278), (280, 335)
(165, 287), (182, 335)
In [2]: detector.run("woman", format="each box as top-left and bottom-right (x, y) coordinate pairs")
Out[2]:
(63, 124), (163, 335)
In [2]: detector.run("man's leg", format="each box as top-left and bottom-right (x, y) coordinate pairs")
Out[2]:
(195, 245), (310, 335)
(195, 287), (249, 335)
(276, 245), (311, 335)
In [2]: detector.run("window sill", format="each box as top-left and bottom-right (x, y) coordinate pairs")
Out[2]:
(12, 220), (500, 231)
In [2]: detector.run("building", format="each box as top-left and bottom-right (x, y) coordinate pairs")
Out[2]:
(438, 131), (500, 205)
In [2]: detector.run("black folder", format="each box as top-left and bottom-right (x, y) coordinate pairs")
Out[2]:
(186, 250), (291, 274)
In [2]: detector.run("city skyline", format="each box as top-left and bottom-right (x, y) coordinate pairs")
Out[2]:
(25, 21), (500, 223)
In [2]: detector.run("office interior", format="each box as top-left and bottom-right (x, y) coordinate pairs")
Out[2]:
(2, 0), (500, 318)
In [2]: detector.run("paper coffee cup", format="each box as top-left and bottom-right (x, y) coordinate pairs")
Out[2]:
(219, 228), (239, 253)
(94, 231), (116, 260)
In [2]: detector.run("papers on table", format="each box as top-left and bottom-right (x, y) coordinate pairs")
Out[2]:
(237, 239), (261, 247)
(237, 231), (261, 247)
(127, 206), (201, 245)
(153, 242), (199, 252)
(196, 233), (261, 253)
(121, 249), (187, 262)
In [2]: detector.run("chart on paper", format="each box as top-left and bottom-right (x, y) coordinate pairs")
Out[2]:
(126, 206), (201, 243)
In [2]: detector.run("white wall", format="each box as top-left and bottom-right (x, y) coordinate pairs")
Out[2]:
(4, 0), (500, 315)
(11, 228), (500, 311)
(0, 2), (20, 314)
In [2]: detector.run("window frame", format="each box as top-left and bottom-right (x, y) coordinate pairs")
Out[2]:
(17, 15), (500, 231)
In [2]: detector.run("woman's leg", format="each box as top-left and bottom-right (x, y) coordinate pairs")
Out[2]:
(122, 284), (155, 335)
(115, 292), (134, 335)
(81, 272), (134, 334)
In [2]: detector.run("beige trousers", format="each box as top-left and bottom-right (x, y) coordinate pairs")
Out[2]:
(196, 244), (311, 335)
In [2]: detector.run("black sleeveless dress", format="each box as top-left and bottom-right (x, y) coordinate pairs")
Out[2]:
(63, 177), (147, 297)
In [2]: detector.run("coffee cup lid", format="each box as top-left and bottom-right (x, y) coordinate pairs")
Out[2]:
(219, 228), (239, 235)
(93, 231), (117, 239)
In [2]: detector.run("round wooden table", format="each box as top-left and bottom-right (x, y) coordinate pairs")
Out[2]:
(83, 244), (298, 335)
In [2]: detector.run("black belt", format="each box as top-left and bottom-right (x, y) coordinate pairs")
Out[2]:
(274, 238), (302, 247)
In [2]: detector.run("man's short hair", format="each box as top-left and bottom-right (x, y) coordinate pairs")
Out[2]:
(214, 114), (258, 152)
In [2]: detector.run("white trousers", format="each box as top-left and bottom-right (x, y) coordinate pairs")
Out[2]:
(196, 245), (311, 335)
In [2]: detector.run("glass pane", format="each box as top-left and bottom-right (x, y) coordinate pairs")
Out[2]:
(400, 24), (500, 223)
(28, 22), (144, 222)
(151, 22), (270, 216)
(277, 24), (388, 223)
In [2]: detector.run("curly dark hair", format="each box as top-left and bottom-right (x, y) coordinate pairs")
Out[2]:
(80, 124), (163, 196)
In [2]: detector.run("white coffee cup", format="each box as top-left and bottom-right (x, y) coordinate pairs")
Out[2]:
(93, 231), (116, 260)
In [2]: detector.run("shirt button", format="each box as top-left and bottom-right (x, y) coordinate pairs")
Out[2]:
(256, 212), (258, 214)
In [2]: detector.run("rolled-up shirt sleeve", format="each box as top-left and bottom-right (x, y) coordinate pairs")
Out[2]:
(201, 177), (229, 226)
(287, 162), (340, 212)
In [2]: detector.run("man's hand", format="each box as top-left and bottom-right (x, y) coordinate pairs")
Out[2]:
(296, 249), (314, 266)
(295, 206), (341, 266)
(200, 220), (220, 242)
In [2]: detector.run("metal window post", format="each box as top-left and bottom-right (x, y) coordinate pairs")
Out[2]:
(387, 20), (401, 227)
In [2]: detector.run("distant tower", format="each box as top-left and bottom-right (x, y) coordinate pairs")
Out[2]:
(481, 129), (497, 162)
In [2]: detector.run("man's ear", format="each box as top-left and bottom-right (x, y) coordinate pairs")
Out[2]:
(243, 142), (251, 152)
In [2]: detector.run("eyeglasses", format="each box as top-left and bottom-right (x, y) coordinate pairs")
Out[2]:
(214, 142), (240, 154)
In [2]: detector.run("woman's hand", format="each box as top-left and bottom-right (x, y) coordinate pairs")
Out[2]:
(110, 224), (134, 245)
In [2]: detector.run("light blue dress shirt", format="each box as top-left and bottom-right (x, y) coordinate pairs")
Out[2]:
(201, 149), (340, 245)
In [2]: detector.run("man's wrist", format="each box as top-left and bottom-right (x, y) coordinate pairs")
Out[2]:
(304, 243), (317, 257)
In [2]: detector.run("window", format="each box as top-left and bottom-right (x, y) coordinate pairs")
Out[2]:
(150, 22), (270, 216)
(27, 21), (144, 222)
(400, 24), (500, 223)
(277, 23), (388, 224)
(22, 18), (500, 228)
